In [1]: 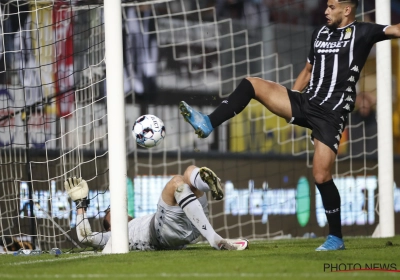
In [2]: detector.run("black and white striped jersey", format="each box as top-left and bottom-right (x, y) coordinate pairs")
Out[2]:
(305, 21), (389, 113)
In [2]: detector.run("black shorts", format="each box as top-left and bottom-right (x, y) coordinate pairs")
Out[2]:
(286, 88), (348, 154)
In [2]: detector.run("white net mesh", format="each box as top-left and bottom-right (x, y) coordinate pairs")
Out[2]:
(0, 0), (397, 252)
(0, 0), (109, 252)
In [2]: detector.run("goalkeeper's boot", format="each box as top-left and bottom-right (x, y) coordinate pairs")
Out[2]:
(315, 235), (345, 251)
(218, 239), (249, 251)
(200, 167), (224, 200)
(179, 101), (213, 138)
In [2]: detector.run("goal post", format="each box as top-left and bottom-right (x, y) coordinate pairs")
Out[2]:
(375, 0), (395, 238)
(104, 0), (129, 254)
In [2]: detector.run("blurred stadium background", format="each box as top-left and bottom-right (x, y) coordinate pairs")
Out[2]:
(0, 0), (399, 252)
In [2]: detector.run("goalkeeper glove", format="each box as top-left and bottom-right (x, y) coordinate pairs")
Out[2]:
(64, 177), (90, 210)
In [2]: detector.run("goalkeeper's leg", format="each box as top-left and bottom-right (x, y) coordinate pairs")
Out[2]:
(161, 175), (222, 249)
(183, 165), (224, 200)
(162, 173), (248, 250)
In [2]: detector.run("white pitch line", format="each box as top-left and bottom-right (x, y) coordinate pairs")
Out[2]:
(8, 254), (102, 266)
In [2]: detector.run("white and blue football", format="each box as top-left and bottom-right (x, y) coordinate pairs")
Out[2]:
(132, 114), (166, 148)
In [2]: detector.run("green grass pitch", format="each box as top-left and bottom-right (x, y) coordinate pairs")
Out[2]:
(0, 236), (399, 280)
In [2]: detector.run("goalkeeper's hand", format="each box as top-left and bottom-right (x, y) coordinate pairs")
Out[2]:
(64, 177), (90, 210)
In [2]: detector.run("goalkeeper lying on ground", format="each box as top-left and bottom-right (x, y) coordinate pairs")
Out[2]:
(65, 165), (249, 252)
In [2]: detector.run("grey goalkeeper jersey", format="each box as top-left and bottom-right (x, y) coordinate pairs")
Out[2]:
(306, 21), (389, 113)
(127, 213), (158, 251)
(75, 213), (157, 251)
(76, 194), (209, 252)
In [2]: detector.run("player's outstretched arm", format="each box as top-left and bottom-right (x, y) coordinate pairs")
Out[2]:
(75, 210), (110, 248)
(64, 177), (110, 248)
(385, 23), (400, 38)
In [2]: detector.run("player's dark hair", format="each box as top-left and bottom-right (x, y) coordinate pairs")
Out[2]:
(338, 0), (358, 8)
(103, 208), (111, 231)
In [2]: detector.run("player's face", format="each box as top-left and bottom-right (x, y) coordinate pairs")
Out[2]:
(325, 0), (346, 29)
(103, 211), (133, 231)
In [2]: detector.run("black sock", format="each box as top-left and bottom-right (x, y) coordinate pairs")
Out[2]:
(208, 78), (255, 128)
(316, 179), (342, 239)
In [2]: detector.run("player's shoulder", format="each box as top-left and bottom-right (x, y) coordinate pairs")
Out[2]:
(355, 21), (375, 28)
(353, 21), (389, 38)
(354, 21), (386, 31)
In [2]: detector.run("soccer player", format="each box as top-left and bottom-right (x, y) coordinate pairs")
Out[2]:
(64, 166), (248, 252)
(179, 0), (400, 251)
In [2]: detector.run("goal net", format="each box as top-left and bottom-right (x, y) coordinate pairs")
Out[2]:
(0, 0), (398, 253)
(128, 0), (398, 239)
(0, 0), (109, 252)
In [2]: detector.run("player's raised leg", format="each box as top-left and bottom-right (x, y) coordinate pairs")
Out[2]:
(179, 101), (214, 138)
(199, 167), (224, 200)
(183, 165), (224, 200)
(179, 77), (291, 138)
